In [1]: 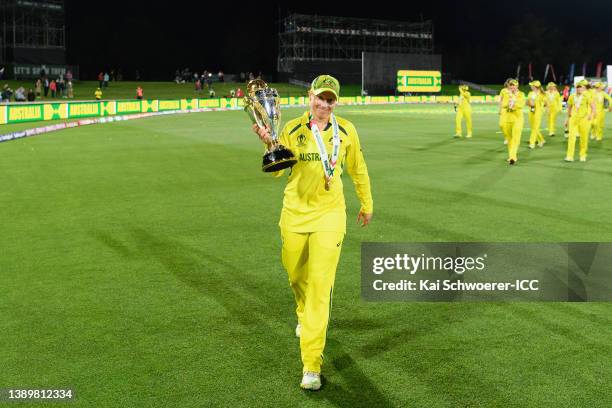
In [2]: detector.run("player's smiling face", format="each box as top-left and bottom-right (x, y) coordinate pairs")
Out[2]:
(310, 91), (337, 121)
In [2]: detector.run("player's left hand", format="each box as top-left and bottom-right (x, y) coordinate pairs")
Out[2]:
(357, 211), (373, 227)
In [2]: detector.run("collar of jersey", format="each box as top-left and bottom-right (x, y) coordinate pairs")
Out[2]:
(304, 111), (332, 131)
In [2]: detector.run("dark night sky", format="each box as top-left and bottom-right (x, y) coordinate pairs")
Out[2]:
(65, 0), (612, 82)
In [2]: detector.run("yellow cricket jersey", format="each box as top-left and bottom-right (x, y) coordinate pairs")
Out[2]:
(501, 91), (526, 122)
(593, 91), (612, 113)
(567, 93), (593, 120)
(458, 90), (471, 110)
(272, 111), (373, 233)
(546, 90), (562, 112)
(527, 91), (546, 114)
(587, 89), (596, 108)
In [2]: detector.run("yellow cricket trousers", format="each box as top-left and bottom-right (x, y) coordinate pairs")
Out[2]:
(547, 109), (560, 136)
(502, 119), (524, 161)
(528, 111), (545, 146)
(455, 107), (472, 137)
(500, 114), (510, 143)
(567, 118), (591, 160)
(281, 229), (344, 373)
(592, 111), (606, 140)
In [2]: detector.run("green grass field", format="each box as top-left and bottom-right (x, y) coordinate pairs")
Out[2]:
(0, 80), (512, 102)
(1, 104), (611, 407)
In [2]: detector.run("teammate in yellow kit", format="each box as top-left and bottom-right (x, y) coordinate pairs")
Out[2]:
(565, 79), (596, 162)
(591, 82), (612, 141)
(500, 79), (526, 164)
(527, 80), (546, 148)
(454, 85), (472, 138)
(499, 79), (512, 145)
(545, 82), (562, 136)
(253, 75), (373, 391)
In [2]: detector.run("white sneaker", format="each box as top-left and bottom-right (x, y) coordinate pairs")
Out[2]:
(538, 141), (545, 147)
(295, 324), (301, 338)
(300, 371), (321, 391)
(564, 157), (574, 162)
(580, 157), (587, 162)
(503, 139), (508, 145)
(529, 144), (535, 149)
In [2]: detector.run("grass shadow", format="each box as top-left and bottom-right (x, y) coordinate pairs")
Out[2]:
(93, 226), (395, 407)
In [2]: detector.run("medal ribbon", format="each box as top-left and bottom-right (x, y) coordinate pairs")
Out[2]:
(310, 113), (340, 183)
(574, 94), (583, 109)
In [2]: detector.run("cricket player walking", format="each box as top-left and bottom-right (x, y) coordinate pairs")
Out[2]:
(500, 79), (526, 165)
(253, 75), (373, 391)
(545, 82), (562, 137)
(527, 80), (547, 148)
(454, 85), (473, 138)
(566, 79), (596, 162)
(591, 82), (612, 141)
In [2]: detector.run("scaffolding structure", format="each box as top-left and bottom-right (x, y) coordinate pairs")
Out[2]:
(0, 0), (65, 65)
(278, 13), (434, 73)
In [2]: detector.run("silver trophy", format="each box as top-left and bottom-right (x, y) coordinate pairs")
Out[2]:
(244, 79), (297, 172)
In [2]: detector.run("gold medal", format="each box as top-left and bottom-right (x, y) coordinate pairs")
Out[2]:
(324, 177), (331, 191)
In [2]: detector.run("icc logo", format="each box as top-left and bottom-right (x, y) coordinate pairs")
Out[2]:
(297, 134), (307, 147)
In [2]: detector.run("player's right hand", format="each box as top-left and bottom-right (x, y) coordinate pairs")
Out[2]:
(252, 123), (272, 145)
(357, 211), (373, 227)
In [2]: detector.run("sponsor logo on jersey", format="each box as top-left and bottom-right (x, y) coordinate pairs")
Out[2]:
(299, 152), (321, 162)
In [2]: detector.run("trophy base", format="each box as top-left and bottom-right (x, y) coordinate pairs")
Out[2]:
(262, 145), (297, 172)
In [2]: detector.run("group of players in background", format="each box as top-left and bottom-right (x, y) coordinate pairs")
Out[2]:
(454, 78), (612, 164)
